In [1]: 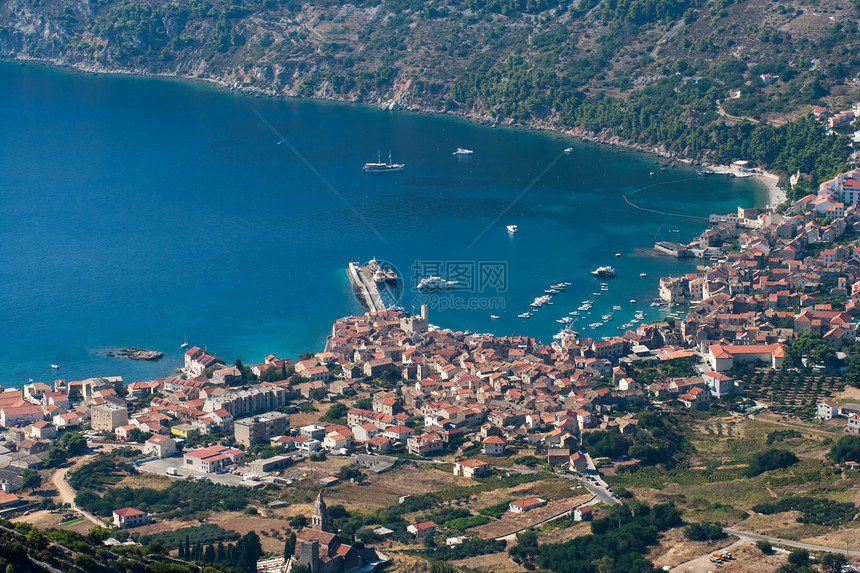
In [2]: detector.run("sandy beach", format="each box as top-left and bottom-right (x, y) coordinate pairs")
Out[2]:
(707, 165), (786, 208)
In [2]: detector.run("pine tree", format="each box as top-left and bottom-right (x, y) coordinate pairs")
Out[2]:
(178, 539), (185, 559)
(185, 535), (191, 558)
(284, 531), (296, 558)
(203, 544), (216, 563)
(239, 531), (263, 573)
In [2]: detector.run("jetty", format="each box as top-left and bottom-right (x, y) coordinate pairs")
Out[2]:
(654, 241), (692, 257)
(348, 260), (400, 312)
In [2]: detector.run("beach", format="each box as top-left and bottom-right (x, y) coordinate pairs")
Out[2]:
(707, 164), (786, 208)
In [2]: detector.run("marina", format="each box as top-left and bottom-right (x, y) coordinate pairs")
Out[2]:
(348, 260), (400, 313)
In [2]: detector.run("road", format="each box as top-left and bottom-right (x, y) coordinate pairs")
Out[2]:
(723, 528), (860, 557)
(51, 455), (105, 527)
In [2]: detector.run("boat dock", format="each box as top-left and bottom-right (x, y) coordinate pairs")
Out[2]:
(348, 261), (399, 312)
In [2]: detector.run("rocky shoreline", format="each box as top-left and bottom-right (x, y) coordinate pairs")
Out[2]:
(8, 55), (702, 167)
(103, 348), (165, 361)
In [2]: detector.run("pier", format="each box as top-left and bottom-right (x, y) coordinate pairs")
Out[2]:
(348, 260), (400, 312)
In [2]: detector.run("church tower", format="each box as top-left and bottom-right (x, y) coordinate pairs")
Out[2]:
(311, 491), (330, 532)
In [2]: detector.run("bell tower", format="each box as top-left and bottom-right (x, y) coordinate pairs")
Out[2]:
(311, 491), (329, 532)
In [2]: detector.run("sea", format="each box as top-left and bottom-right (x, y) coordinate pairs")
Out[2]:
(0, 61), (767, 387)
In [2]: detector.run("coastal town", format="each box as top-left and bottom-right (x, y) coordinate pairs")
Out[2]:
(2, 169), (860, 572)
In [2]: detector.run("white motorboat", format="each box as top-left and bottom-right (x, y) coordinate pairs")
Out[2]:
(453, 148), (474, 155)
(490, 315), (500, 320)
(417, 276), (459, 290)
(50, 364), (59, 369)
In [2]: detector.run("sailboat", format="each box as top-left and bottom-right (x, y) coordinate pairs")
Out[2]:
(180, 335), (188, 349)
(363, 150), (405, 173)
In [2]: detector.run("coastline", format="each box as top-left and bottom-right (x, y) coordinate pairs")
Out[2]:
(3, 56), (741, 169)
(0, 58), (775, 385)
(706, 165), (786, 209)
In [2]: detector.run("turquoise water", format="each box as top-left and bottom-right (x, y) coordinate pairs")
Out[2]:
(0, 62), (766, 386)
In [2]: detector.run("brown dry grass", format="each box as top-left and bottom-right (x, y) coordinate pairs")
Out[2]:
(452, 549), (526, 572)
(114, 474), (172, 491)
(385, 553), (434, 573)
(647, 528), (739, 569)
(471, 495), (592, 539)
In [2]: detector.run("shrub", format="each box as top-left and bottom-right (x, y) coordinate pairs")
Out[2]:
(756, 540), (773, 554)
(829, 435), (860, 463)
(684, 522), (726, 542)
(745, 448), (799, 477)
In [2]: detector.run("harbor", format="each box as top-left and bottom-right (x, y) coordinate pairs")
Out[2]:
(348, 259), (400, 313)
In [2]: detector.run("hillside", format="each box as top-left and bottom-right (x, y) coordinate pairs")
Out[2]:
(1, 0), (857, 189)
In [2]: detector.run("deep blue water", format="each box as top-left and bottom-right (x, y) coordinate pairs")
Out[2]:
(0, 62), (766, 386)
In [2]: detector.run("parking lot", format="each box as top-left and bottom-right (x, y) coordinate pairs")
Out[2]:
(137, 457), (262, 488)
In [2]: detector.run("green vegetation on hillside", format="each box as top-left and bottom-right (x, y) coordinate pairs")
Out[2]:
(2, 0), (857, 190)
(509, 502), (683, 572)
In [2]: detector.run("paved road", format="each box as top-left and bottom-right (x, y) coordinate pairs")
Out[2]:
(51, 455), (105, 527)
(724, 528), (860, 557)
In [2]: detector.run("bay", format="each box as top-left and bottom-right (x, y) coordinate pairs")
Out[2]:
(0, 61), (766, 386)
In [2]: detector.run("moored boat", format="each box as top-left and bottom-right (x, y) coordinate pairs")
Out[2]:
(364, 151), (404, 173)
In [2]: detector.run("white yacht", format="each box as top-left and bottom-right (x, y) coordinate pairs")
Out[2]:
(453, 148), (474, 155)
(507, 224), (518, 233)
(417, 276), (459, 290)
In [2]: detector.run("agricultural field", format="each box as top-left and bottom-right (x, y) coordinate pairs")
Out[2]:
(606, 414), (860, 544)
(739, 370), (846, 418)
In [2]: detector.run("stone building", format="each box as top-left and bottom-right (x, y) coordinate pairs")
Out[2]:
(292, 493), (362, 573)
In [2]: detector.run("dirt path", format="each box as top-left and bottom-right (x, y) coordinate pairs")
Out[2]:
(51, 455), (104, 528)
(670, 538), (745, 573)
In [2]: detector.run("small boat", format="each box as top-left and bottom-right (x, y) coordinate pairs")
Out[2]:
(615, 253), (621, 257)
(640, 273), (647, 278)
(180, 335), (188, 349)
(570, 311), (579, 316)
(507, 224), (518, 233)
(51, 364), (59, 369)
(364, 150), (405, 173)
(518, 312), (532, 319)
(613, 305), (622, 311)
(551, 283), (567, 290)
(564, 147), (574, 154)
(556, 319), (566, 324)
(453, 148), (474, 155)
(490, 315), (500, 320)
(669, 229), (680, 233)
(545, 289), (559, 295)
(630, 299), (636, 303)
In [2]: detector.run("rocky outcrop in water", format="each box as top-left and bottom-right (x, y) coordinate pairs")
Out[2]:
(104, 348), (164, 361)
